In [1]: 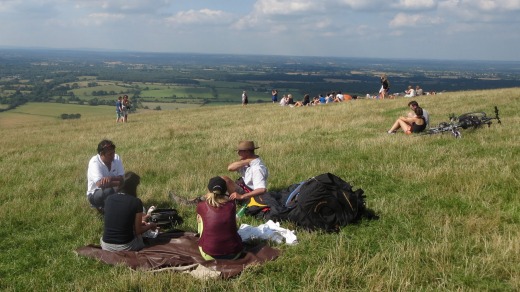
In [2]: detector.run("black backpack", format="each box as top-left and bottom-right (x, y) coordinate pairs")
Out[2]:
(285, 173), (369, 232)
(148, 208), (183, 228)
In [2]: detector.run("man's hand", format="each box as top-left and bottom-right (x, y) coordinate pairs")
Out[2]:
(229, 192), (242, 200)
(98, 177), (111, 188)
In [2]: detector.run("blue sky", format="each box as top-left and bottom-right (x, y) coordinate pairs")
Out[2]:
(1, 0), (519, 61)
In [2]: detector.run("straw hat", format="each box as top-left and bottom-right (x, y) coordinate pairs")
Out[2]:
(236, 140), (259, 151)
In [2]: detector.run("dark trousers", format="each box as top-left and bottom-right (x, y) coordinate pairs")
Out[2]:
(88, 188), (116, 209)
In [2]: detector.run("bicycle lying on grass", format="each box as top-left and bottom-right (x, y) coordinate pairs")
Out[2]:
(421, 106), (501, 138)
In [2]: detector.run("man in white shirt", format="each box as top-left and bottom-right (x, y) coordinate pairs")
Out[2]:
(86, 140), (125, 212)
(169, 140), (269, 207)
(226, 141), (269, 202)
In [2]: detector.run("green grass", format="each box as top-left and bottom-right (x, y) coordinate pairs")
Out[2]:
(0, 88), (519, 290)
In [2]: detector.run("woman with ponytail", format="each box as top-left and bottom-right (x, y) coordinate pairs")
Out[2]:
(196, 176), (243, 260)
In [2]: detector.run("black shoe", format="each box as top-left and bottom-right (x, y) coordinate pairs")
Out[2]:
(169, 191), (202, 206)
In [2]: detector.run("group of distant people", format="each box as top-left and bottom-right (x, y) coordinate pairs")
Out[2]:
(115, 95), (131, 123)
(243, 73), (437, 106)
(276, 91), (354, 107)
(370, 74), (438, 99)
(86, 139), (268, 261)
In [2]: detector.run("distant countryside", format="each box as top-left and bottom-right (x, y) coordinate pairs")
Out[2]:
(1, 48), (520, 117)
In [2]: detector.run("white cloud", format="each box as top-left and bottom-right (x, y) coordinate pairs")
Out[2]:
(440, 0), (520, 13)
(336, 0), (437, 10)
(474, 0), (520, 11)
(438, 0), (520, 23)
(77, 13), (125, 26)
(73, 0), (174, 13)
(393, 0), (437, 9)
(336, 0), (384, 10)
(253, 0), (322, 15)
(165, 9), (231, 26)
(389, 12), (443, 28)
(0, 0), (20, 13)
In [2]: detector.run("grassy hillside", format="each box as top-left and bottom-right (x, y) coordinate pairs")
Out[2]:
(0, 88), (519, 290)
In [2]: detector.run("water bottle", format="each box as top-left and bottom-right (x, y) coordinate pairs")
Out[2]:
(236, 205), (248, 218)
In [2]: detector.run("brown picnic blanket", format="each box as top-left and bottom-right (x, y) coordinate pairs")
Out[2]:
(75, 231), (280, 279)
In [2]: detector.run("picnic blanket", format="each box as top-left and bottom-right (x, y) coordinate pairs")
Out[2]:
(75, 231), (280, 279)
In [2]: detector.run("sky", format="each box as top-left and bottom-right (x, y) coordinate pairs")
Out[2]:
(1, 0), (519, 61)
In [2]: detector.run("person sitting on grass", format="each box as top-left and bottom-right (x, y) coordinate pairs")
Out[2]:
(224, 140), (269, 203)
(407, 100), (430, 127)
(404, 85), (416, 98)
(334, 91), (344, 102)
(387, 107), (426, 134)
(86, 139), (124, 213)
(196, 176), (244, 260)
(279, 94), (289, 106)
(101, 171), (158, 252)
(294, 94), (311, 107)
(170, 140), (268, 209)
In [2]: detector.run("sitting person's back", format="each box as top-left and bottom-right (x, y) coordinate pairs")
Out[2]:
(287, 94), (295, 105)
(101, 172), (158, 252)
(404, 86), (415, 98)
(416, 86), (423, 96)
(279, 95), (288, 106)
(196, 176), (243, 260)
(319, 94), (326, 104)
(422, 108), (430, 127)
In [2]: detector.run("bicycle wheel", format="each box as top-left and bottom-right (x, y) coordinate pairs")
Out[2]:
(458, 112), (487, 129)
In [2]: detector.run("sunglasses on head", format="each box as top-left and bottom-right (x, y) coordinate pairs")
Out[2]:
(102, 143), (115, 151)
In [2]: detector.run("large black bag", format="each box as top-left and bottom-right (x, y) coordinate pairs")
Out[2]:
(148, 208), (183, 228)
(285, 173), (368, 232)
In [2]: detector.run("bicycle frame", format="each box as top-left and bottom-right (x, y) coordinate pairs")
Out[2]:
(422, 106), (501, 138)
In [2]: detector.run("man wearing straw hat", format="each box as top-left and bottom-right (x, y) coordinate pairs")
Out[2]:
(169, 140), (269, 207)
(225, 140), (269, 202)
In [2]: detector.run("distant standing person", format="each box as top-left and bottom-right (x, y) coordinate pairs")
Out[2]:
(271, 89), (278, 103)
(379, 74), (390, 99)
(122, 95), (130, 123)
(242, 91), (248, 106)
(116, 96), (123, 123)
